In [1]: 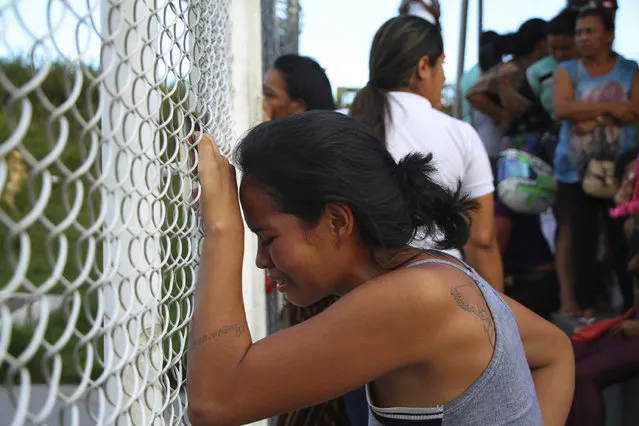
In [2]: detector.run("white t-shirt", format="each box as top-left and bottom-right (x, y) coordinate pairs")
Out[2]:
(471, 109), (504, 158)
(385, 91), (495, 257)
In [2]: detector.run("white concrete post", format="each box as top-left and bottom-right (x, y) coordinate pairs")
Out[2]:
(231, 0), (268, 350)
(455, 0), (470, 119)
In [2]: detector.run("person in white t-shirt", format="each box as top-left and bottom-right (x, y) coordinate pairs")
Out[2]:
(350, 15), (504, 291)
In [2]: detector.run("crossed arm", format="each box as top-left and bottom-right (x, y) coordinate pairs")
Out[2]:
(553, 66), (639, 128)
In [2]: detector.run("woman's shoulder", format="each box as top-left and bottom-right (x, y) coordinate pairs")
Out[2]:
(353, 259), (463, 306)
(359, 258), (481, 310)
(527, 56), (557, 78)
(442, 115), (484, 149)
(558, 58), (579, 72)
(617, 55), (639, 71)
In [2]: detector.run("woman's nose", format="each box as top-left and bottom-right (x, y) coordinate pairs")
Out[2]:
(255, 244), (273, 270)
(262, 100), (273, 122)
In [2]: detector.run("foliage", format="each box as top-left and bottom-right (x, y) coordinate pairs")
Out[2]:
(0, 57), (190, 384)
(0, 57), (105, 383)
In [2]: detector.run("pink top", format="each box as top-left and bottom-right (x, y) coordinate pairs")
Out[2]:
(610, 153), (639, 218)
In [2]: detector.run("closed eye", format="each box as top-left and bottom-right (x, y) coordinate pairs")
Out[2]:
(260, 237), (275, 247)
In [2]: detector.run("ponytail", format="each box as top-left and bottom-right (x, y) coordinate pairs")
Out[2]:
(349, 83), (389, 144)
(396, 152), (478, 250)
(492, 32), (520, 58)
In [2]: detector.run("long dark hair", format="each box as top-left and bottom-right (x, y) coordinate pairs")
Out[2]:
(235, 111), (477, 254)
(273, 54), (336, 111)
(349, 16), (443, 143)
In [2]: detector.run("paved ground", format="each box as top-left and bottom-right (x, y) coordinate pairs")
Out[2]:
(0, 385), (191, 425)
(0, 385), (98, 425)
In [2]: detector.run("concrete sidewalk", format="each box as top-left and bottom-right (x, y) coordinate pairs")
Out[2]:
(0, 385), (189, 425)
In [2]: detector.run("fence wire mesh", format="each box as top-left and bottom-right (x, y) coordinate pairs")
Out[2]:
(0, 0), (234, 424)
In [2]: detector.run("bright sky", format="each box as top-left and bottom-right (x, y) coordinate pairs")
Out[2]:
(2, 0), (638, 91)
(299, 0), (639, 90)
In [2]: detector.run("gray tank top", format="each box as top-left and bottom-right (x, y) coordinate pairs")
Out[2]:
(367, 256), (543, 426)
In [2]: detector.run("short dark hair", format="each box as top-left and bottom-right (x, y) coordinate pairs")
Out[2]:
(235, 111), (477, 253)
(479, 44), (502, 72)
(548, 9), (578, 36)
(273, 54), (336, 111)
(478, 31), (501, 72)
(349, 16), (444, 142)
(480, 30), (499, 47)
(577, 7), (615, 32)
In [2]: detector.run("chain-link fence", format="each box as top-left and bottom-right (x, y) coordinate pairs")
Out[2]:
(0, 0), (264, 424)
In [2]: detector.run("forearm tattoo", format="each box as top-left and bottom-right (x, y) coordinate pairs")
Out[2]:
(190, 324), (247, 349)
(451, 285), (496, 348)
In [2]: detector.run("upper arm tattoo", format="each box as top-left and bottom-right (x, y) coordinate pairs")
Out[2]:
(450, 284), (496, 348)
(190, 324), (247, 349)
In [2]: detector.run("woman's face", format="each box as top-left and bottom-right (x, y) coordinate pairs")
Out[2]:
(239, 181), (356, 306)
(548, 34), (578, 63)
(417, 53), (446, 109)
(575, 16), (613, 58)
(531, 39), (550, 63)
(263, 69), (306, 120)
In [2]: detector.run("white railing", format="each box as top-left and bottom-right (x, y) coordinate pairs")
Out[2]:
(0, 0), (266, 424)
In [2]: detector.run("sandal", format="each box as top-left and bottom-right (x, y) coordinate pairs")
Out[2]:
(559, 304), (582, 317)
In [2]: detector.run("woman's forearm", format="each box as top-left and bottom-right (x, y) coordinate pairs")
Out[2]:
(187, 232), (251, 422)
(463, 240), (504, 292)
(467, 93), (504, 124)
(554, 100), (614, 122)
(499, 86), (530, 119)
(530, 337), (575, 426)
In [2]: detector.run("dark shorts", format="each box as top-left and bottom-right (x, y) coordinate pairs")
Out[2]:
(504, 270), (559, 319)
(629, 228), (639, 258)
(490, 156), (500, 187)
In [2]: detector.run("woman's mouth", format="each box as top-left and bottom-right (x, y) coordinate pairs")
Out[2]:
(268, 272), (290, 292)
(274, 279), (289, 292)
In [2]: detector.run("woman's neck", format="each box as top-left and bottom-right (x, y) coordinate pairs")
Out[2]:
(334, 247), (426, 296)
(582, 50), (616, 67)
(513, 53), (539, 68)
(395, 86), (425, 98)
